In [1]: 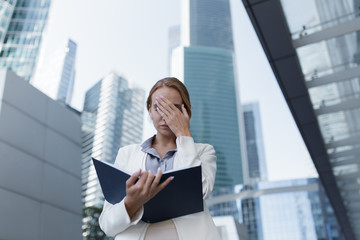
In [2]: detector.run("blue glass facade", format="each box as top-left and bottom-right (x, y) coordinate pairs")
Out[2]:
(209, 102), (266, 239)
(183, 46), (243, 188)
(189, 0), (234, 50)
(0, 0), (51, 81)
(176, 0), (244, 189)
(243, 102), (267, 183)
(207, 178), (343, 240)
(0, 0), (16, 47)
(257, 179), (343, 240)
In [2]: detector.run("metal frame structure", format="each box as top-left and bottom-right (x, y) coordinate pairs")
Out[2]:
(241, 0), (356, 239)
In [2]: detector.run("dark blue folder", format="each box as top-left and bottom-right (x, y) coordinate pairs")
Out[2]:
(92, 158), (204, 223)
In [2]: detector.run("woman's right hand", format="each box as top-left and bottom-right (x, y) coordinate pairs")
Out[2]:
(124, 168), (173, 219)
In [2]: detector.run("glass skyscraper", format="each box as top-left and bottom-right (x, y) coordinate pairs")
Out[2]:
(208, 102), (266, 239)
(0, 0), (16, 48)
(243, 0), (360, 238)
(207, 178), (343, 240)
(186, 0), (234, 50)
(172, 0), (246, 189)
(32, 39), (77, 105)
(81, 72), (145, 208)
(257, 178), (342, 240)
(243, 102), (267, 184)
(0, 0), (51, 82)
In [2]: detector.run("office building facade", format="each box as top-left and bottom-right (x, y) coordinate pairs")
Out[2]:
(172, 0), (247, 189)
(243, 102), (267, 183)
(0, 69), (82, 240)
(81, 72), (145, 209)
(209, 102), (266, 238)
(0, 0), (51, 81)
(32, 39), (77, 105)
(0, 0), (16, 48)
(257, 178), (343, 240)
(243, 0), (360, 238)
(207, 178), (343, 240)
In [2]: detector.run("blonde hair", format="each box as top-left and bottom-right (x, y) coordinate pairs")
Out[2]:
(146, 77), (192, 118)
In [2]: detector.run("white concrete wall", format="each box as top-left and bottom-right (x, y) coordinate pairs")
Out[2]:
(0, 69), (82, 240)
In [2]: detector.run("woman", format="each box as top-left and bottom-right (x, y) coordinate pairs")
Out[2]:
(99, 77), (220, 240)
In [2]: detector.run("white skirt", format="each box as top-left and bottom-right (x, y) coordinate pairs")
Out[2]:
(144, 220), (179, 240)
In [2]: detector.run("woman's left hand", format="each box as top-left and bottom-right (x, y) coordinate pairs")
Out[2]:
(156, 96), (192, 137)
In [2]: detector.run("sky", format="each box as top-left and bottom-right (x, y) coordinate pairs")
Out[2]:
(39, 0), (318, 181)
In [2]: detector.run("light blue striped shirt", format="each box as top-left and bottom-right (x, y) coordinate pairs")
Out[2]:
(141, 135), (177, 174)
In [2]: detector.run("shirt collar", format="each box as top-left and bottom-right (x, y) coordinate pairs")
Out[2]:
(141, 135), (156, 152)
(141, 135), (177, 155)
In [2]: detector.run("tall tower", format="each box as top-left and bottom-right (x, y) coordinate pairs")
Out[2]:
(0, 0), (16, 48)
(243, 102), (267, 184)
(81, 72), (145, 208)
(32, 39), (77, 105)
(241, 102), (267, 239)
(172, 0), (246, 189)
(0, 0), (52, 82)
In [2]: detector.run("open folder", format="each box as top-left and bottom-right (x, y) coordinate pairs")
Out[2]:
(92, 158), (204, 223)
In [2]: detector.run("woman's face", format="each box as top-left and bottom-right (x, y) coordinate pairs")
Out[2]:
(149, 86), (183, 136)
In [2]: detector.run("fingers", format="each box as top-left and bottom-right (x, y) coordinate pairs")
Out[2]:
(126, 169), (141, 187)
(148, 168), (174, 197)
(125, 169), (173, 211)
(181, 104), (189, 118)
(156, 105), (167, 119)
(156, 98), (172, 117)
(144, 171), (155, 189)
(158, 96), (176, 111)
(151, 168), (163, 188)
(136, 170), (149, 186)
(153, 176), (174, 196)
(156, 96), (184, 117)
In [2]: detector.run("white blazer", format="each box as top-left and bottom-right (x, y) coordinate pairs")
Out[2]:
(99, 136), (221, 240)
